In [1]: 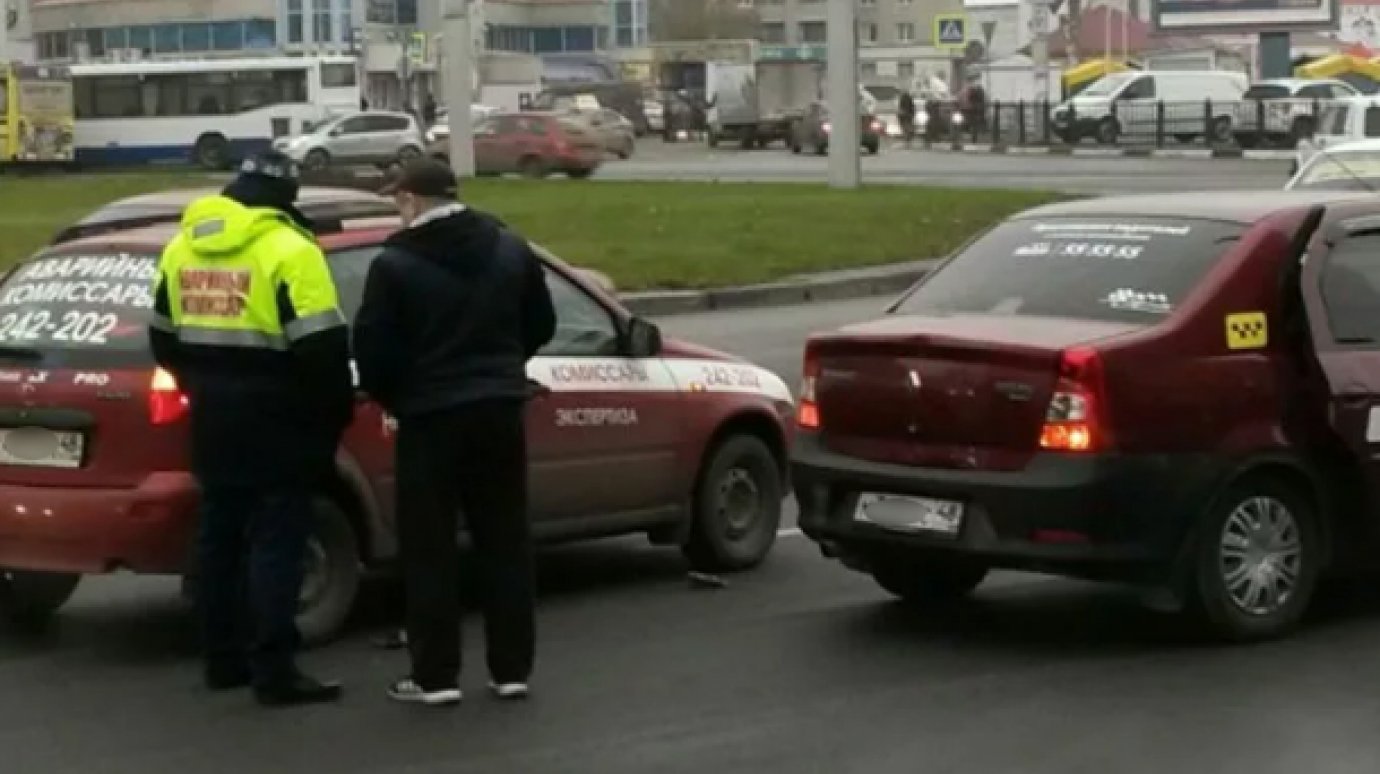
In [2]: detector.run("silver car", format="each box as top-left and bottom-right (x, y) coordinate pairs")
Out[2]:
(274, 111), (425, 171)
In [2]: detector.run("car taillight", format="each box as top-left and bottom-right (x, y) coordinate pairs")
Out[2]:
(1038, 347), (1107, 453)
(797, 353), (820, 430)
(149, 367), (189, 426)
(871, 120), (883, 132)
(822, 122), (832, 134)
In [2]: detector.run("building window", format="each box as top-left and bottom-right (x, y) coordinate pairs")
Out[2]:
(104, 28), (128, 52)
(397, 0), (417, 25)
(288, 0), (305, 44)
(898, 61), (914, 79)
(799, 21), (826, 43)
(313, 0), (333, 42)
(863, 23), (877, 43)
(366, 0), (393, 24)
(565, 26), (596, 51)
(339, 0), (353, 44)
(213, 21), (244, 51)
(896, 23), (915, 43)
(760, 22), (785, 43)
(154, 24), (182, 53)
(183, 23), (211, 52)
(246, 19), (277, 49)
(128, 26), (152, 53)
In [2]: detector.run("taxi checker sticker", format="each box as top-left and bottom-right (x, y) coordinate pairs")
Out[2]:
(1225, 311), (1268, 351)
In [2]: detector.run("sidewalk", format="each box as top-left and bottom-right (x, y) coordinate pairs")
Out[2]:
(906, 143), (1296, 161)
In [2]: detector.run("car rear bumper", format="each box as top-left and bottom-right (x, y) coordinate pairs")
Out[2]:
(0, 473), (199, 575)
(791, 433), (1225, 582)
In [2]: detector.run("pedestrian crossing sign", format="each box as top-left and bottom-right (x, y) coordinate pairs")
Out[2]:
(935, 14), (968, 49)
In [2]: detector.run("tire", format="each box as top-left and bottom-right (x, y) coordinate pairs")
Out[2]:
(567, 167), (594, 180)
(1235, 133), (1258, 149)
(1188, 478), (1320, 642)
(707, 129), (720, 149)
(814, 142), (828, 156)
(303, 148), (331, 172)
(193, 133), (230, 170)
(397, 144), (422, 163)
(296, 498), (362, 647)
(864, 139), (880, 155)
(1174, 133), (1196, 144)
(682, 435), (783, 572)
(518, 156), (547, 179)
(790, 141), (801, 155)
(1095, 117), (1120, 145)
(871, 558), (988, 605)
(1210, 116), (1233, 144)
(0, 570), (80, 626)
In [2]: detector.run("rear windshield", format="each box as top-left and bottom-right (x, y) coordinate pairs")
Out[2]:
(1292, 149), (1380, 190)
(0, 252), (158, 357)
(893, 217), (1242, 324)
(1244, 84), (1291, 99)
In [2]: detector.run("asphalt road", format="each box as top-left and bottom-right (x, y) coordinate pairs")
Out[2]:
(602, 141), (1290, 194)
(8, 297), (1380, 774)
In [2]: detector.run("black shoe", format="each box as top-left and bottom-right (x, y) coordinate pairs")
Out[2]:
(254, 673), (343, 708)
(205, 666), (252, 692)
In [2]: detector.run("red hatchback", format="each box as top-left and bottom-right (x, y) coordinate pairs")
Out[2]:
(0, 193), (793, 642)
(429, 112), (604, 179)
(795, 190), (1380, 641)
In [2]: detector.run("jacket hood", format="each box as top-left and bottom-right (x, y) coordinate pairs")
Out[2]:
(178, 195), (299, 257)
(384, 207), (507, 277)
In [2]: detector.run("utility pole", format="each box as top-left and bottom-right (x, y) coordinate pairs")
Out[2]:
(0, 0), (10, 65)
(443, 0), (476, 178)
(825, 0), (860, 189)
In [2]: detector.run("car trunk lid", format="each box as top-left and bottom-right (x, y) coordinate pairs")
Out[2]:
(809, 315), (1138, 471)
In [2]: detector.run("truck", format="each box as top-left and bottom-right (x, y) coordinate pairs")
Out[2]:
(0, 63), (75, 169)
(706, 60), (824, 150)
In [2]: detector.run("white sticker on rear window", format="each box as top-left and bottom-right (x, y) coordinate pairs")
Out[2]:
(1103, 288), (1171, 315)
(0, 253), (159, 350)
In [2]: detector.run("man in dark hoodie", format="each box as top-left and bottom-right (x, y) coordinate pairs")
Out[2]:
(354, 159), (556, 707)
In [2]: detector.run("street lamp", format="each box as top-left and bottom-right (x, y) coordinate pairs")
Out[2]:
(443, 0), (476, 178)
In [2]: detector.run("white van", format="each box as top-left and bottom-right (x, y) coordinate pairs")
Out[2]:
(1292, 95), (1380, 174)
(1052, 70), (1248, 145)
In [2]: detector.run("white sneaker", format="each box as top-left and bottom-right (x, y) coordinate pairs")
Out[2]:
(388, 678), (462, 706)
(489, 681), (530, 700)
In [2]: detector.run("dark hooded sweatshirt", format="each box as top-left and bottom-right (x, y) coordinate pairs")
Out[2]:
(351, 206), (556, 418)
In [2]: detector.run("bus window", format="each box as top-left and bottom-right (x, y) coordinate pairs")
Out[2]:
(273, 70), (308, 103)
(322, 63), (356, 88)
(232, 71), (277, 112)
(186, 72), (232, 115)
(91, 76), (141, 118)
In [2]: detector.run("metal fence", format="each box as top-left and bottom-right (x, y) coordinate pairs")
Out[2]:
(920, 99), (1343, 150)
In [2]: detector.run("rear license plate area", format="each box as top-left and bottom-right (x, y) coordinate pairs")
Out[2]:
(0, 427), (85, 469)
(854, 492), (964, 537)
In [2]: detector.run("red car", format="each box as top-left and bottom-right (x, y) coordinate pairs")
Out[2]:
(0, 190), (793, 642)
(428, 112), (604, 179)
(795, 189), (1380, 642)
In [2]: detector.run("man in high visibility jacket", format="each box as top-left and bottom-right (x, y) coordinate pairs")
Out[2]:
(149, 153), (354, 708)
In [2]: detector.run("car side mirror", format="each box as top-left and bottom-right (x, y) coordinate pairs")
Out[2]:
(626, 317), (662, 358)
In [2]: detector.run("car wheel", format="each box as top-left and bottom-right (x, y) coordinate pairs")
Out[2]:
(1289, 116), (1315, 145)
(682, 435), (783, 572)
(567, 167), (594, 179)
(1235, 133), (1258, 149)
(0, 570), (80, 627)
(193, 133), (230, 170)
(296, 498), (362, 647)
(1095, 117), (1120, 145)
(1189, 478), (1319, 642)
(1173, 133), (1196, 144)
(1210, 116), (1233, 144)
(790, 141), (801, 155)
(707, 129), (720, 149)
(397, 144), (422, 163)
(871, 558), (988, 604)
(864, 139), (880, 155)
(518, 156), (548, 179)
(814, 142), (828, 156)
(303, 149), (331, 172)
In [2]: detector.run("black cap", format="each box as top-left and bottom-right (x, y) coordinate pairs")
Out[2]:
(380, 158), (458, 198)
(237, 151), (300, 183)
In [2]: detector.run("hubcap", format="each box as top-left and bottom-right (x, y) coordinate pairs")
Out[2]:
(1219, 496), (1302, 616)
(299, 538), (328, 610)
(716, 467), (761, 539)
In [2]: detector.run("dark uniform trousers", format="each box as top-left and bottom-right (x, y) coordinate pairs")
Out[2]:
(199, 488), (313, 685)
(395, 397), (535, 690)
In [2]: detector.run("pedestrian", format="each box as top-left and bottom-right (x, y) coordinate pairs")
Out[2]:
(149, 152), (354, 708)
(423, 93), (439, 127)
(353, 159), (556, 707)
(898, 91), (917, 148)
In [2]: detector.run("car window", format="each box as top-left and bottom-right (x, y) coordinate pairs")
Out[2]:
(336, 116), (370, 135)
(1365, 108), (1380, 137)
(1335, 83), (1360, 98)
(1244, 84), (1290, 100)
(1321, 233), (1380, 344)
(517, 117), (548, 136)
(326, 246), (382, 321)
(377, 115), (410, 132)
(1120, 76), (1155, 100)
(0, 252), (160, 362)
(893, 217), (1242, 325)
(1298, 85), (1330, 100)
(540, 267), (619, 357)
(492, 116), (522, 136)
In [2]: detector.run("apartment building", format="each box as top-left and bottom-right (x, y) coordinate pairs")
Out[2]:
(750, 0), (965, 86)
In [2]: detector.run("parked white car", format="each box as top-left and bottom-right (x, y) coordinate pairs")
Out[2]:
(1234, 78), (1357, 148)
(1286, 137), (1380, 190)
(1292, 96), (1380, 175)
(274, 111), (425, 171)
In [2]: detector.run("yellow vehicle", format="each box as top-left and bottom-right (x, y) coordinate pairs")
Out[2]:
(0, 63), (75, 167)
(1062, 58), (1137, 99)
(1295, 54), (1380, 94)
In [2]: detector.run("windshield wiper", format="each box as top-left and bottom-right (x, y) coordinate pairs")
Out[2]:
(0, 345), (45, 362)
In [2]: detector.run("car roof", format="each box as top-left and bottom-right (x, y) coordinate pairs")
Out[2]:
(1014, 190), (1379, 223)
(74, 186), (387, 220)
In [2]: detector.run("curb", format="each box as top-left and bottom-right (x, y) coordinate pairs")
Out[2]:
(620, 261), (933, 318)
(915, 144), (1295, 161)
